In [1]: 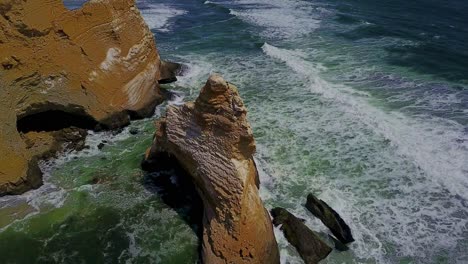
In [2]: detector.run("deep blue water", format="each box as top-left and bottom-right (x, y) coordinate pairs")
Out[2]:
(0, 0), (466, 263)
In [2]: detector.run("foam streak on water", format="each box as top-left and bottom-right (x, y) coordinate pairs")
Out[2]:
(0, 127), (137, 229)
(138, 2), (187, 32)
(209, 0), (323, 39)
(255, 42), (468, 262)
(262, 42), (468, 200)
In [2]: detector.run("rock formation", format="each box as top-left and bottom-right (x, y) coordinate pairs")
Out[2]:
(159, 61), (183, 84)
(306, 193), (354, 244)
(0, 0), (175, 195)
(271, 207), (332, 264)
(144, 74), (280, 263)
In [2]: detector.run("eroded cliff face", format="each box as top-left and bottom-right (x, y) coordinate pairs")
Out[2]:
(144, 74), (280, 264)
(0, 0), (167, 195)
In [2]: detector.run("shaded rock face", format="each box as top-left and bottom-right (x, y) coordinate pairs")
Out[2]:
(142, 151), (204, 246)
(144, 74), (280, 264)
(158, 61), (183, 84)
(306, 193), (354, 244)
(271, 208), (332, 264)
(0, 0), (174, 195)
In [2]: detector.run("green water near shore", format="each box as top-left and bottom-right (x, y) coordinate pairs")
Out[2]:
(1, 0), (467, 263)
(0, 118), (199, 263)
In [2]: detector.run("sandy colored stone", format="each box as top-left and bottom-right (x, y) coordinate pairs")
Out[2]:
(144, 74), (280, 264)
(0, 0), (169, 195)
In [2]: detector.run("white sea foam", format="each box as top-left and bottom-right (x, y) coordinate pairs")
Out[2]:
(226, 0), (323, 38)
(0, 126), (139, 230)
(167, 58), (214, 97)
(138, 3), (186, 32)
(117, 206), (198, 263)
(262, 42), (468, 199)
(258, 42), (468, 262)
(181, 49), (468, 262)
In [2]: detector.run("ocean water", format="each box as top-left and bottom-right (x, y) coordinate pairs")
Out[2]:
(1, 0), (467, 263)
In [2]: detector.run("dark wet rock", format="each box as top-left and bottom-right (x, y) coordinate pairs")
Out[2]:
(305, 193), (354, 244)
(271, 207), (332, 264)
(111, 128), (124, 136)
(88, 177), (101, 185)
(159, 61), (183, 84)
(329, 235), (349, 251)
(129, 128), (139, 135)
(97, 143), (105, 150)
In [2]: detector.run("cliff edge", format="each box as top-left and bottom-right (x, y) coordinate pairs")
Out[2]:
(0, 0), (170, 195)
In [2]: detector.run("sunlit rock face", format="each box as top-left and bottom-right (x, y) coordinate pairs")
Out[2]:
(144, 74), (280, 264)
(0, 0), (168, 195)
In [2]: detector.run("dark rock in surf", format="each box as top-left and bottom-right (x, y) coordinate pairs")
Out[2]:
(158, 61), (184, 84)
(329, 235), (349, 251)
(305, 193), (354, 244)
(129, 128), (139, 135)
(98, 142), (105, 150)
(271, 207), (332, 264)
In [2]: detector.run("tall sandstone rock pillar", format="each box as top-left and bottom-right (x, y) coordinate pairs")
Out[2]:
(144, 74), (280, 264)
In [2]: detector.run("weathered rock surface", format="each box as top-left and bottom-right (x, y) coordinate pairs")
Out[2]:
(144, 74), (280, 263)
(271, 207), (332, 264)
(306, 193), (354, 244)
(0, 0), (174, 195)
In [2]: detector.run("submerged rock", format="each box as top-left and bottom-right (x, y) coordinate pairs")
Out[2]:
(129, 127), (139, 135)
(144, 74), (280, 263)
(0, 0), (178, 195)
(305, 193), (355, 244)
(271, 207), (332, 264)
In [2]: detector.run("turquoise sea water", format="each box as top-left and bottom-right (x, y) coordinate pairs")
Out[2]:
(1, 0), (467, 263)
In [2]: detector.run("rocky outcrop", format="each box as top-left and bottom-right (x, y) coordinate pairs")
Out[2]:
(271, 208), (332, 264)
(144, 74), (280, 263)
(306, 193), (354, 244)
(0, 0), (175, 195)
(158, 61), (183, 84)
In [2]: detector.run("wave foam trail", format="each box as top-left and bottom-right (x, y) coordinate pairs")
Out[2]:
(262, 42), (468, 200)
(0, 127), (137, 230)
(224, 0), (323, 38)
(257, 42), (468, 262)
(167, 58), (214, 97)
(137, 3), (186, 32)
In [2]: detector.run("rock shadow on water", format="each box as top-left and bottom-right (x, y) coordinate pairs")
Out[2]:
(142, 152), (204, 260)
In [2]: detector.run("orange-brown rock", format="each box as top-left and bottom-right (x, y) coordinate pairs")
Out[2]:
(0, 0), (171, 195)
(144, 74), (280, 264)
